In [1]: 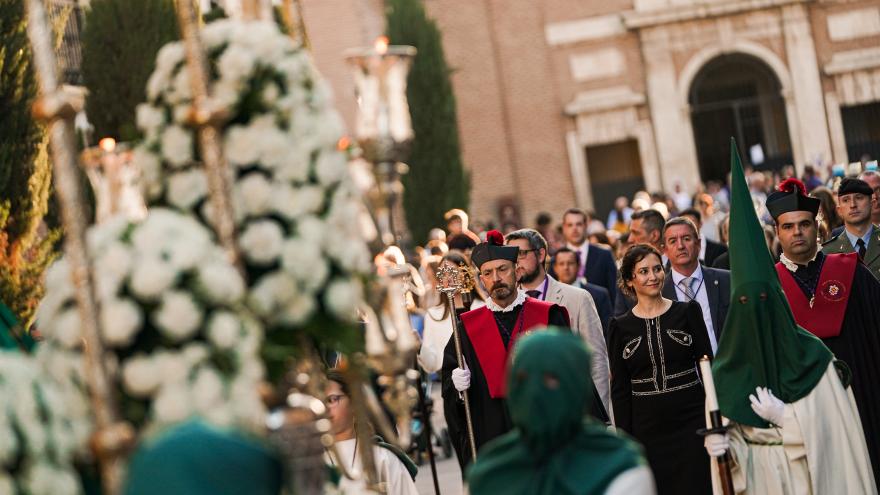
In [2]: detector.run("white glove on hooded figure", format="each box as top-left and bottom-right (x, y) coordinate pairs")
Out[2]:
(452, 359), (471, 392)
(749, 386), (785, 426)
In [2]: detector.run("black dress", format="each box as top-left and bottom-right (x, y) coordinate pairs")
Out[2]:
(609, 300), (713, 495)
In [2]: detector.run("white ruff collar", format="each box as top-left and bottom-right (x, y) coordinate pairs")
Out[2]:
(779, 249), (818, 272)
(485, 290), (526, 313)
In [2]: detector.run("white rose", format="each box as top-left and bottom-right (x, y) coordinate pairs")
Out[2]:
(166, 169), (208, 210)
(168, 68), (192, 104)
(146, 69), (169, 102)
(154, 352), (190, 384)
(280, 238), (328, 291)
(277, 52), (310, 85)
(212, 79), (241, 110)
(133, 146), (163, 199)
(173, 103), (192, 124)
(86, 215), (129, 252)
(256, 127), (290, 170)
(135, 104), (165, 138)
(201, 19), (233, 49)
(324, 279), (362, 320)
(0, 418), (19, 465)
(279, 294), (315, 325)
(274, 143), (311, 182)
(273, 184), (324, 220)
(51, 309), (83, 350)
(102, 242), (133, 281)
(239, 220), (285, 265)
(329, 238), (372, 273)
(23, 462), (79, 495)
(218, 45), (256, 82)
(207, 311), (241, 350)
(237, 173), (273, 217)
(196, 260), (245, 304)
(154, 42), (185, 78)
(224, 125), (260, 167)
(129, 257), (178, 300)
(153, 383), (192, 424)
(121, 355), (160, 398)
(262, 83), (280, 104)
(44, 258), (71, 292)
(295, 215), (326, 247)
(249, 272), (295, 316)
(315, 150), (348, 186)
(100, 298), (143, 348)
(191, 367), (224, 413)
(182, 343), (210, 367)
(160, 125), (193, 168)
(153, 291), (203, 342)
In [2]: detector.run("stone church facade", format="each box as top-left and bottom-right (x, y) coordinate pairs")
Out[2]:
(305, 0), (880, 225)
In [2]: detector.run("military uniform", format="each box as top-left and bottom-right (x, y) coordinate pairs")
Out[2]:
(822, 226), (880, 280)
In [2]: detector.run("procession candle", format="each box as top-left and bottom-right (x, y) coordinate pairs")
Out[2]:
(700, 356), (719, 411)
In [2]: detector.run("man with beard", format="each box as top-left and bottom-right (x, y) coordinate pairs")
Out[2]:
(441, 230), (570, 470)
(822, 178), (880, 279)
(504, 229), (611, 413)
(768, 177), (880, 482)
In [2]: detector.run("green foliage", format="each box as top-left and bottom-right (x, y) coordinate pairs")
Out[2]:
(81, 0), (178, 142)
(386, 0), (470, 244)
(0, 0), (59, 328)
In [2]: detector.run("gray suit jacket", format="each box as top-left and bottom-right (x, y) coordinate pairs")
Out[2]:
(661, 266), (730, 342)
(545, 275), (611, 412)
(822, 225), (880, 281)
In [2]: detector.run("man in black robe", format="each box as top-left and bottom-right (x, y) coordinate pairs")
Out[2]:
(767, 178), (880, 482)
(441, 230), (571, 470)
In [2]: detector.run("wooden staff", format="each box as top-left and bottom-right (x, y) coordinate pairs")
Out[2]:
(174, 0), (241, 271)
(700, 356), (735, 495)
(24, 1), (131, 493)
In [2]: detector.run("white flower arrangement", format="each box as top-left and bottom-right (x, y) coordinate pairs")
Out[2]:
(35, 208), (267, 441)
(0, 352), (85, 495)
(134, 19), (372, 376)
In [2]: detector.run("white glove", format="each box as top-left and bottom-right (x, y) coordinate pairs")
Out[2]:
(452, 361), (471, 392)
(749, 386), (785, 426)
(704, 433), (729, 457)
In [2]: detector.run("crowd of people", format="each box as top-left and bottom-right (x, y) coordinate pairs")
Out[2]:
(390, 161), (880, 494)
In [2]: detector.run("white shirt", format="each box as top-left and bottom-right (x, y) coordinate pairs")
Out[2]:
(325, 438), (419, 495)
(670, 264), (718, 354)
(698, 237), (707, 262)
(418, 300), (486, 373)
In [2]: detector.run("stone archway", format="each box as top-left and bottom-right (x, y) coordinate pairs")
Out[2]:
(687, 53), (794, 182)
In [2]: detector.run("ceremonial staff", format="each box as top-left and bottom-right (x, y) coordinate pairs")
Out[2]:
(435, 263), (478, 461)
(699, 356), (735, 495)
(24, 1), (132, 493)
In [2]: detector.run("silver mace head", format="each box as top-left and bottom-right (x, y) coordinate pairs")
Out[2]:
(436, 263), (464, 295)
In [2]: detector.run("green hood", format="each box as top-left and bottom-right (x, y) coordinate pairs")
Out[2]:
(711, 139), (832, 428)
(468, 329), (644, 494)
(0, 302), (34, 353)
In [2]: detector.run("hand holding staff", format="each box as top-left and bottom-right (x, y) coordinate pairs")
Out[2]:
(699, 356), (735, 495)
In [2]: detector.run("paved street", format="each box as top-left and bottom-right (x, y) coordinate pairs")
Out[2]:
(414, 382), (463, 495)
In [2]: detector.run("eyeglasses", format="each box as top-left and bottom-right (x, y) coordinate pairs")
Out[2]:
(325, 394), (347, 406)
(517, 249), (536, 259)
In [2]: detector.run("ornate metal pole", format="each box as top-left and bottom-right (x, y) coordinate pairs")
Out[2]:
(435, 263), (478, 461)
(174, 0), (242, 270)
(24, 1), (132, 493)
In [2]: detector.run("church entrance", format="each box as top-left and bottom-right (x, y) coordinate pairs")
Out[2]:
(689, 54), (793, 181)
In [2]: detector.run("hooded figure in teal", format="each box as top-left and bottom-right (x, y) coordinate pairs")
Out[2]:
(467, 329), (647, 494)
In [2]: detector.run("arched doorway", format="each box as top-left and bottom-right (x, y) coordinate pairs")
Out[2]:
(689, 54), (793, 181)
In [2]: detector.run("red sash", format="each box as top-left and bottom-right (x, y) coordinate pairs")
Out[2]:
(775, 252), (858, 338)
(460, 298), (560, 398)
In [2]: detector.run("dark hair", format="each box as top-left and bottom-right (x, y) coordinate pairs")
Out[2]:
(663, 217), (700, 240)
(553, 247), (580, 267)
(326, 369), (349, 395)
(630, 209), (666, 234)
(535, 212), (552, 227)
(678, 208), (702, 223)
(618, 244), (664, 299)
(589, 232), (610, 245)
(447, 233), (477, 252)
(562, 208), (588, 223)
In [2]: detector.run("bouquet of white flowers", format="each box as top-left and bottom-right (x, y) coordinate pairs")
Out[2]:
(0, 352), (85, 495)
(134, 19), (372, 378)
(35, 208), (266, 438)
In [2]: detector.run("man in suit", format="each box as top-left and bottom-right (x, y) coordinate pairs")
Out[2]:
(822, 178), (880, 280)
(551, 247), (612, 335)
(557, 208), (618, 307)
(662, 217), (730, 353)
(505, 228), (611, 414)
(679, 208), (729, 267)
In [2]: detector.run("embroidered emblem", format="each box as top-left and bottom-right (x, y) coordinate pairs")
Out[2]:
(622, 337), (642, 360)
(820, 279), (846, 302)
(666, 329), (692, 346)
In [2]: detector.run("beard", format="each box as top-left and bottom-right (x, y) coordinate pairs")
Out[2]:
(490, 282), (513, 300)
(518, 265), (542, 285)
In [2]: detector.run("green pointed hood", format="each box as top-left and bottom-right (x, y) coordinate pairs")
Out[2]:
(711, 139), (832, 428)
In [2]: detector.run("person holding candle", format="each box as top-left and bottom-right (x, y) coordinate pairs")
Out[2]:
(608, 243), (713, 495)
(702, 142), (875, 494)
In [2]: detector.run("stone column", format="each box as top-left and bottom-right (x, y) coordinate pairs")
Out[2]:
(824, 91), (849, 164)
(565, 131), (593, 211)
(640, 26), (701, 193)
(782, 4), (833, 165)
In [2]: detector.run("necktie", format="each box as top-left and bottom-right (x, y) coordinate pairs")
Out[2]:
(679, 277), (696, 301)
(526, 290), (541, 299)
(857, 238), (867, 260)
